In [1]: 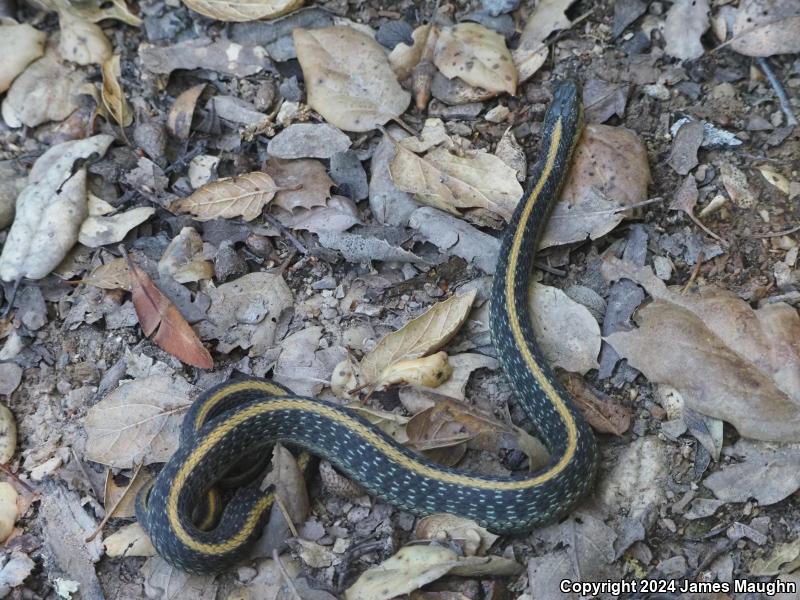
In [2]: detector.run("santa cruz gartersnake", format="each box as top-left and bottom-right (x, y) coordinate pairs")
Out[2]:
(136, 80), (598, 573)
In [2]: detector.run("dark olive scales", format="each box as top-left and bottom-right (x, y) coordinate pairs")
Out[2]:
(136, 81), (598, 574)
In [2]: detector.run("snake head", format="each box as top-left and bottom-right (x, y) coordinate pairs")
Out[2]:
(546, 80), (584, 144)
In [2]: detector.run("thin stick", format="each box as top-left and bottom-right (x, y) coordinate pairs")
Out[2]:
(681, 251), (705, 294)
(0, 463), (35, 494)
(86, 462), (144, 542)
(273, 493), (299, 538)
(263, 214), (308, 255)
(613, 197), (666, 213)
(756, 57), (798, 127)
(273, 549), (303, 600)
(750, 223), (800, 238)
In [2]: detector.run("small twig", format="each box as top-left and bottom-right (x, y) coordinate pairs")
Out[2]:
(613, 197), (666, 213)
(263, 213), (308, 255)
(756, 57), (799, 126)
(273, 549), (303, 600)
(86, 463), (144, 542)
(272, 493), (298, 538)
(681, 251), (705, 293)
(0, 463), (35, 494)
(534, 262), (567, 277)
(750, 223), (800, 238)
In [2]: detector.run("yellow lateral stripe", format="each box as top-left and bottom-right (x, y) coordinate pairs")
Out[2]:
(503, 118), (578, 481)
(193, 381), (289, 431)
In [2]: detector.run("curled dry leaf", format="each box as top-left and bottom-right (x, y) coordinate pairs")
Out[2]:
(730, 0), (800, 57)
(390, 143), (523, 221)
(346, 402), (409, 443)
(0, 483), (18, 542)
(513, 0), (576, 82)
(47, 0), (142, 26)
(663, 0), (710, 60)
(433, 23), (517, 96)
(0, 134), (114, 281)
(603, 257), (800, 442)
(0, 23), (45, 93)
(181, 0), (303, 22)
(171, 172), (281, 222)
(360, 289), (477, 384)
(103, 522), (157, 558)
(294, 26), (410, 132)
(101, 54), (133, 128)
(84, 375), (194, 468)
(158, 227), (213, 284)
(79, 207), (155, 247)
(388, 24), (431, 81)
(416, 514), (498, 557)
(127, 255), (214, 369)
(57, 9), (112, 65)
(376, 351), (453, 390)
(167, 84), (206, 140)
(0, 405), (17, 463)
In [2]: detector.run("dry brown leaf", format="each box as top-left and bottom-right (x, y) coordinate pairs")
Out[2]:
(433, 23), (516, 96)
(127, 254), (213, 369)
(167, 84), (205, 140)
(263, 158), (333, 212)
(171, 172), (280, 222)
(359, 289), (477, 384)
(101, 54), (133, 128)
(181, 0), (302, 22)
(730, 0), (800, 57)
(47, 0), (141, 26)
(561, 124), (651, 207)
(663, 0), (710, 60)
(103, 469), (152, 519)
(83, 258), (131, 290)
(560, 372), (631, 436)
(416, 514), (498, 557)
(84, 375), (193, 468)
(513, 0), (576, 82)
(603, 257), (800, 442)
(294, 26), (410, 132)
(103, 522), (157, 557)
(390, 144), (523, 221)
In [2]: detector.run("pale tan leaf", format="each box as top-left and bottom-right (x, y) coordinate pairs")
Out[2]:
(84, 258), (132, 291)
(101, 54), (133, 127)
(730, 0), (800, 57)
(433, 23), (516, 96)
(79, 207), (155, 247)
(0, 483), (18, 542)
(346, 402), (409, 444)
(103, 469), (152, 519)
(529, 283), (600, 374)
(171, 172), (279, 221)
(0, 23), (45, 93)
(84, 375), (194, 468)
(663, 0), (710, 60)
(513, 0), (576, 82)
(376, 351), (453, 389)
(103, 522), (156, 557)
(57, 9), (112, 65)
(158, 227), (213, 284)
(388, 24), (430, 81)
(390, 144), (523, 221)
(416, 514), (498, 556)
(603, 257), (800, 442)
(0, 405), (17, 464)
(758, 166), (790, 194)
(359, 289), (477, 384)
(47, 0), (142, 26)
(294, 26), (410, 132)
(181, 0), (303, 22)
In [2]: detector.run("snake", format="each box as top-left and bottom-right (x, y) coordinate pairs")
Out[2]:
(135, 80), (598, 574)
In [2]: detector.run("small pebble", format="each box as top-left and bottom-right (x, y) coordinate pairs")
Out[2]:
(480, 0), (520, 17)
